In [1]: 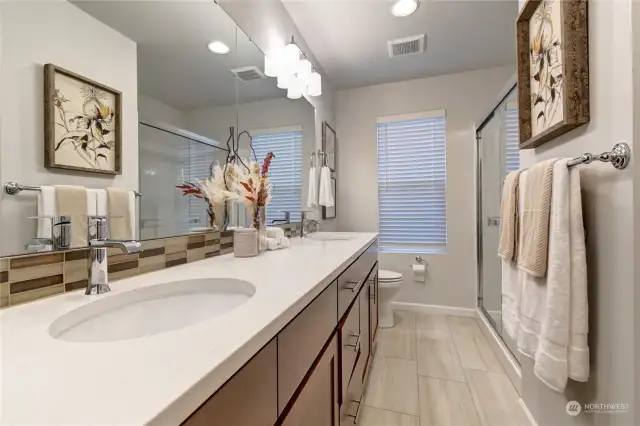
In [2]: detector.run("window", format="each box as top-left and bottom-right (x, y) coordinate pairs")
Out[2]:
(377, 110), (447, 253)
(504, 104), (520, 174)
(252, 126), (303, 224)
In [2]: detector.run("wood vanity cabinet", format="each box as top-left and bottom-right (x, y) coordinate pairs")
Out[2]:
(278, 335), (339, 426)
(181, 339), (278, 426)
(180, 240), (379, 426)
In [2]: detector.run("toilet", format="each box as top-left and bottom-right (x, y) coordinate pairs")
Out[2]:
(378, 269), (403, 328)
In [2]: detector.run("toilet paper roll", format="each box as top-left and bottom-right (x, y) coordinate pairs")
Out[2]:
(412, 264), (427, 283)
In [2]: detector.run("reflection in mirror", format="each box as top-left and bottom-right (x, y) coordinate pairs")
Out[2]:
(0, 0), (315, 255)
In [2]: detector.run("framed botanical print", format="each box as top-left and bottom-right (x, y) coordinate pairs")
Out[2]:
(322, 121), (336, 172)
(516, 0), (589, 149)
(44, 64), (122, 174)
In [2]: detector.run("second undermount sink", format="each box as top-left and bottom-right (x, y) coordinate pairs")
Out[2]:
(49, 278), (255, 343)
(307, 232), (355, 241)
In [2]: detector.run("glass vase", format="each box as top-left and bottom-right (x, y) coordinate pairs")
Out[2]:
(252, 206), (267, 252)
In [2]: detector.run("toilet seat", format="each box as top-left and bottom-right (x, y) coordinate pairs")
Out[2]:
(379, 269), (402, 282)
(378, 270), (402, 287)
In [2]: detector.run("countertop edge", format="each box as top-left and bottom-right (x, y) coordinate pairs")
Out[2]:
(150, 234), (379, 426)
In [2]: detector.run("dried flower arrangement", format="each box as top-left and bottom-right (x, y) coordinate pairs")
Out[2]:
(176, 152), (274, 231)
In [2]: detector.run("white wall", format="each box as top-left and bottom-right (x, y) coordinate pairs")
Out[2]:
(0, 1), (138, 255)
(185, 96), (316, 224)
(219, 0), (335, 225)
(517, 0), (636, 425)
(335, 66), (513, 309)
(138, 94), (186, 129)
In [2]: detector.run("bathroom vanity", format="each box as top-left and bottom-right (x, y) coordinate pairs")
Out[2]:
(0, 233), (379, 426)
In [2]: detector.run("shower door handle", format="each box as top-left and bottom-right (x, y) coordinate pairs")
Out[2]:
(487, 217), (500, 227)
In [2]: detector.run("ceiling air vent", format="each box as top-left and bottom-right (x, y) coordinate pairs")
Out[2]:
(230, 66), (266, 82)
(387, 34), (426, 58)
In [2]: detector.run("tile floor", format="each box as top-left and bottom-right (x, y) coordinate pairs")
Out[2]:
(359, 311), (529, 426)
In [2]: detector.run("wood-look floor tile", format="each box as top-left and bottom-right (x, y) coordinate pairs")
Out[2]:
(392, 311), (416, 331)
(64, 259), (88, 283)
(141, 239), (165, 250)
(187, 248), (206, 263)
(364, 356), (419, 415)
(10, 252), (63, 269)
(165, 236), (188, 254)
(138, 256), (165, 274)
(417, 335), (465, 382)
(358, 407), (419, 426)
(109, 268), (139, 281)
(465, 369), (529, 426)
(0, 282), (9, 307)
(415, 313), (451, 339)
(376, 327), (416, 360)
(448, 317), (503, 373)
(0, 258), (9, 272)
(418, 377), (481, 426)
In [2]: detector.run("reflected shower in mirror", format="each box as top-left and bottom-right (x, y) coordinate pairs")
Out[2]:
(0, 0), (316, 254)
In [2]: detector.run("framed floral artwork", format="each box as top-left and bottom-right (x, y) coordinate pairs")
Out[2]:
(516, 0), (589, 149)
(44, 64), (122, 174)
(322, 121), (336, 172)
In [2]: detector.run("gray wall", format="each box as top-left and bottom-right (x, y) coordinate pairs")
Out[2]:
(518, 0), (636, 425)
(334, 66), (514, 309)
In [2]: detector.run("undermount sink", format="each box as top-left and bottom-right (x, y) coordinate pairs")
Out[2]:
(307, 232), (354, 241)
(49, 278), (255, 343)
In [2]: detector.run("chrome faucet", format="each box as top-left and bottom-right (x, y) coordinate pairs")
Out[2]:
(301, 211), (319, 238)
(271, 211), (291, 225)
(25, 216), (72, 251)
(86, 216), (142, 295)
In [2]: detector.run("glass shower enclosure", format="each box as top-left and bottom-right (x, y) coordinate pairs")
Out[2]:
(138, 122), (229, 240)
(476, 85), (520, 360)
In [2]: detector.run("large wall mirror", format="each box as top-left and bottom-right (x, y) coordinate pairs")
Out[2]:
(0, 0), (315, 256)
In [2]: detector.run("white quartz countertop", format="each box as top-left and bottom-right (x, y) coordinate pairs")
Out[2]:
(0, 232), (378, 426)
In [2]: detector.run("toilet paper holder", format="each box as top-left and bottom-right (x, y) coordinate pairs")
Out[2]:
(413, 256), (428, 267)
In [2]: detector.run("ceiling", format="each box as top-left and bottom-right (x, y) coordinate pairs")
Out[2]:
(73, 1), (283, 110)
(283, 0), (518, 90)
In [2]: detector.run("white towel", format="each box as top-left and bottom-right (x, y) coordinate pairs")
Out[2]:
(306, 165), (318, 208)
(86, 189), (108, 218)
(516, 159), (589, 392)
(106, 188), (136, 240)
(266, 226), (285, 239)
(37, 186), (56, 239)
(319, 166), (334, 207)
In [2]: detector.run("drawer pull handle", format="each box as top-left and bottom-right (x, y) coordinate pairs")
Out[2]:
(343, 280), (358, 292)
(346, 398), (362, 424)
(346, 333), (361, 352)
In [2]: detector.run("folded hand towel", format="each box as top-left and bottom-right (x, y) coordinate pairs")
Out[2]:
(106, 188), (135, 240)
(277, 236), (291, 248)
(37, 186), (56, 239)
(307, 165), (318, 208)
(266, 226), (285, 239)
(319, 166), (334, 207)
(498, 169), (524, 261)
(517, 158), (559, 277)
(54, 185), (88, 248)
(86, 189), (108, 218)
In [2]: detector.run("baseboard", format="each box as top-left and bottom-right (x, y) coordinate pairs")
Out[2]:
(391, 301), (477, 317)
(476, 308), (522, 395)
(518, 398), (538, 426)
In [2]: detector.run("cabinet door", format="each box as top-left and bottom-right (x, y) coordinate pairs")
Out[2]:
(359, 281), (370, 380)
(369, 266), (379, 345)
(182, 339), (277, 426)
(279, 335), (339, 426)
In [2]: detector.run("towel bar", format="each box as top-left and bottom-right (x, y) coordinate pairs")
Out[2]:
(567, 142), (631, 169)
(3, 181), (141, 197)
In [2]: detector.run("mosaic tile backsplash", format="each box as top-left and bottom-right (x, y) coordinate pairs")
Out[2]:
(0, 224), (302, 309)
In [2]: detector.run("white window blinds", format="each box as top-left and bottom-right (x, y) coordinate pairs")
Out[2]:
(504, 105), (520, 174)
(252, 126), (303, 224)
(377, 110), (447, 252)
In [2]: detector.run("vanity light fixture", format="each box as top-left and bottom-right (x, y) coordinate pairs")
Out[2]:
(207, 41), (230, 54)
(391, 0), (420, 17)
(263, 36), (322, 97)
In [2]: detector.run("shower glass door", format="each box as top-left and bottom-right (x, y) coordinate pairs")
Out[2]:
(476, 86), (520, 360)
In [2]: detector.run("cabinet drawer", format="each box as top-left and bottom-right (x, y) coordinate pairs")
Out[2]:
(340, 298), (360, 398)
(182, 339), (277, 426)
(278, 280), (338, 413)
(340, 344), (365, 425)
(338, 243), (377, 318)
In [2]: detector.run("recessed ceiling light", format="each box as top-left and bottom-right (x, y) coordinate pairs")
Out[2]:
(207, 41), (230, 54)
(391, 0), (419, 17)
